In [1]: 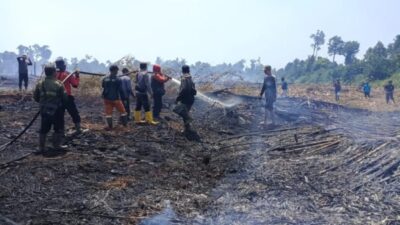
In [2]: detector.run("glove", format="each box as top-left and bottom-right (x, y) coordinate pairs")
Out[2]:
(75, 70), (80, 78)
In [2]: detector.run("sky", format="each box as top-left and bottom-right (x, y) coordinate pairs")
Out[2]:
(0, 0), (399, 68)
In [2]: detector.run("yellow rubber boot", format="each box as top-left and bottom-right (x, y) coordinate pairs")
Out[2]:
(145, 111), (159, 125)
(134, 111), (145, 124)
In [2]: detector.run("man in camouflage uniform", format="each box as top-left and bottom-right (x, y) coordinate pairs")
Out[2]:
(33, 63), (67, 153)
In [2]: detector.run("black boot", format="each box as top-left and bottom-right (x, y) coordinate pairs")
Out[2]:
(52, 133), (67, 152)
(106, 117), (113, 130)
(35, 133), (47, 155)
(120, 115), (128, 127)
(74, 123), (82, 134)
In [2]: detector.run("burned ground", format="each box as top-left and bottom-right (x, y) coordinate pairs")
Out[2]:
(0, 89), (400, 225)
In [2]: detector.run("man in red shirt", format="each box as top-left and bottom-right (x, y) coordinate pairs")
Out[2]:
(55, 58), (82, 133)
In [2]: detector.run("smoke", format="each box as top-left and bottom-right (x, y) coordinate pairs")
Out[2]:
(139, 200), (177, 225)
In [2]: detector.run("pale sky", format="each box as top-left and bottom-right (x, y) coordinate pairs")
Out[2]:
(0, 0), (399, 68)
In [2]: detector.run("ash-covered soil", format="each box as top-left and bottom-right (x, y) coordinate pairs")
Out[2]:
(0, 89), (400, 225)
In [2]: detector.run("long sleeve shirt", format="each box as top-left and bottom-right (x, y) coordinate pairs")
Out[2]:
(56, 71), (79, 96)
(102, 75), (125, 101)
(176, 74), (197, 105)
(120, 75), (133, 100)
(260, 75), (277, 101)
(17, 57), (32, 74)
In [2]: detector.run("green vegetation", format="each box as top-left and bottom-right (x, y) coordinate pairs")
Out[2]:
(277, 32), (400, 86)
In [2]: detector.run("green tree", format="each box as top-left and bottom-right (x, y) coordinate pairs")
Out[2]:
(364, 41), (393, 80)
(388, 35), (400, 70)
(310, 30), (325, 58)
(328, 36), (344, 62)
(341, 41), (360, 65)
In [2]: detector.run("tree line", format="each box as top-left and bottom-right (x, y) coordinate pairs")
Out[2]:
(277, 31), (400, 84)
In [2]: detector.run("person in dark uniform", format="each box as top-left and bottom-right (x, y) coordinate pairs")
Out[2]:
(175, 65), (197, 133)
(17, 55), (32, 91)
(102, 65), (128, 130)
(33, 63), (67, 153)
(259, 65), (277, 125)
(384, 80), (395, 104)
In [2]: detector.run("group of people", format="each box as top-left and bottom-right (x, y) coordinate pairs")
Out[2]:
(333, 79), (395, 104)
(33, 59), (197, 153)
(20, 53), (397, 152)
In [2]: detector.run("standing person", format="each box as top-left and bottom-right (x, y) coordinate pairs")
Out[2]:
(151, 64), (171, 119)
(102, 65), (128, 130)
(16, 55), (32, 91)
(384, 80), (395, 104)
(334, 79), (341, 102)
(281, 77), (288, 97)
(363, 82), (371, 98)
(120, 68), (135, 119)
(33, 63), (67, 153)
(134, 63), (158, 125)
(259, 65), (277, 125)
(55, 58), (82, 134)
(175, 65), (197, 133)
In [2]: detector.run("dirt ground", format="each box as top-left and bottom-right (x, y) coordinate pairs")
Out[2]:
(1, 83), (400, 225)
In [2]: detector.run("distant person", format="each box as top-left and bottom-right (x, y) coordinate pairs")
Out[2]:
(120, 68), (135, 119)
(135, 62), (158, 125)
(334, 79), (341, 102)
(281, 77), (288, 97)
(175, 65), (197, 133)
(16, 54), (32, 91)
(363, 82), (371, 98)
(259, 65), (277, 125)
(151, 64), (171, 119)
(55, 58), (82, 134)
(102, 65), (128, 130)
(33, 63), (67, 153)
(384, 80), (395, 104)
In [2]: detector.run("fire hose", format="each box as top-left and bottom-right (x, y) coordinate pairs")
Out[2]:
(0, 69), (173, 152)
(0, 71), (78, 152)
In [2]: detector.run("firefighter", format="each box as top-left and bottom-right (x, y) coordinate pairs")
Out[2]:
(134, 62), (158, 125)
(102, 65), (128, 130)
(259, 65), (277, 125)
(33, 63), (67, 153)
(120, 68), (135, 119)
(175, 65), (197, 132)
(55, 58), (82, 134)
(16, 54), (32, 91)
(151, 64), (171, 119)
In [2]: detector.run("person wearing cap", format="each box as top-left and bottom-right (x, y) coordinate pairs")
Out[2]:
(16, 54), (32, 91)
(151, 64), (171, 119)
(120, 68), (135, 119)
(55, 57), (82, 133)
(135, 62), (158, 125)
(175, 65), (197, 132)
(259, 65), (277, 125)
(334, 79), (341, 102)
(33, 63), (67, 153)
(102, 65), (128, 130)
(384, 80), (395, 104)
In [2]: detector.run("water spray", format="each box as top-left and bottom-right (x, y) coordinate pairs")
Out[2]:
(170, 77), (237, 108)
